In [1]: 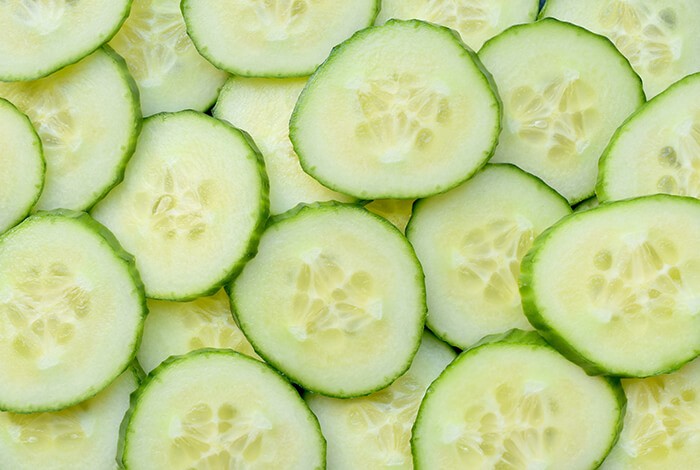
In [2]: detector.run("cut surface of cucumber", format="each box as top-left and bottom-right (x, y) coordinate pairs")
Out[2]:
(109, 0), (228, 116)
(0, 47), (141, 212)
(479, 18), (644, 203)
(0, 211), (145, 412)
(213, 77), (354, 215)
(364, 199), (415, 234)
(412, 330), (625, 469)
(181, 0), (378, 77)
(121, 349), (325, 470)
(290, 19), (501, 199)
(0, 0), (131, 81)
(0, 98), (44, 235)
(92, 111), (268, 301)
(306, 331), (455, 469)
(521, 195), (700, 377)
(407, 164), (571, 349)
(231, 202), (425, 397)
(598, 72), (700, 202)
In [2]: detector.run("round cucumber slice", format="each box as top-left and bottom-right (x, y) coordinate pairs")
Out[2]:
(91, 110), (268, 301)
(412, 330), (625, 469)
(290, 19), (501, 199)
(521, 195), (700, 377)
(121, 349), (325, 470)
(231, 202), (426, 397)
(0, 210), (146, 413)
(364, 199), (415, 234)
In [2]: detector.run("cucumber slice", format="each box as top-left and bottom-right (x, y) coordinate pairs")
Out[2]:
(0, 47), (141, 212)
(231, 202), (425, 397)
(213, 77), (354, 215)
(412, 330), (625, 469)
(181, 0), (378, 77)
(0, 0), (131, 81)
(541, 0), (700, 98)
(306, 331), (455, 469)
(478, 18), (644, 203)
(407, 164), (571, 349)
(574, 196), (600, 212)
(521, 195), (700, 377)
(290, 19), (501, 199)
(0, 98), (44, 235)
(364, 199), (414, 234)
(120, 349), (325, 469)
(0, 210), (145, 412)
(109, 0), (228, 116)
(92, 110), (268, 301)
(138, 289), (259, 374)
(598, 72), (700, 202)
(0, 366), (140, 470)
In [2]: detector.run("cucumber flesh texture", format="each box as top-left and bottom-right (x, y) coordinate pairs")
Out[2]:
(365, 198), (415, 234)
(122, 350), (325, 470)
(598, 72), (700, 202)
(92, 111), (268, 300)
(0, 48), (141, 212)
(521, 195), (700, 377)
(232, 203), (425, 397)
(541, 0), (700, 98)
(213, 77), (354, 215)
(408, 164), (571, 349)
(0, 98), (44, 235)
(109, 0), (228, 117)
(290, 19), (501, 199)
(479, 18), (644, 204)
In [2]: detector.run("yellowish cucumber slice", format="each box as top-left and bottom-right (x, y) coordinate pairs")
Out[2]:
(120, 349), (325, 469)
(364, 199), (415, 234)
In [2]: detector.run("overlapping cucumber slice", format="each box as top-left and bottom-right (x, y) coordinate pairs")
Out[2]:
(364, 199), (415, 234)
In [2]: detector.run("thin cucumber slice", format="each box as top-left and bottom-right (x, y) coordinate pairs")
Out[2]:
(0, 0), (131, 81)
(92, 110), (268, 301)
(120, 349), (325, 469)
(574, 196), (600, 212)
(598, 72), (700, 202)
(213, 77), (355, 215)
(181, 0), (378, 77)
(0, 98), (44, 235)
(407, 164), (571, 349)
(479, 18), (644, 203)
(0, 366), (140, 470)
(521, 195), (700, 377)
(290, 19), (501, 199)
(109, 0), (228, 116)
(306, 331), (455, 469)
(541, 0), (700, 98)
(231, 202), (426, 397)
(364, 199), (414, 234)
(0, 47), (141, 212)
(0, 210), (146, 413)
(412, 330), (625, 469)
(138, 289), (259, 374)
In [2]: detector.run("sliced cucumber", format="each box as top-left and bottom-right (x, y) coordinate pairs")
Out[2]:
(407, 164), (571, 349)
(231, 202), (425, 397)
(92, 110), (268, 301)
(0, 210), (145, 412)
(364, 199), (414, 234)
(521, 195), (700, 377)
(121, 349), (325, 469)
(181, 0), (378, 77)
(306, 331), (455, 469)
(479, 18), (644, 203)
(213, 77), (354, 215)
(0, 0), (131, 81)
(0, 98), (44, 235)
(574, 196), (600, 212)
(0, 47), (141, 212)
(109, 0), (228, 116)
(412, 330), (625, 469)
(290, 19), (501, 199)
(598, 72), (700, 202)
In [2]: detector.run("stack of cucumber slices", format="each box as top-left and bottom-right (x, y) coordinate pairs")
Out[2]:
(1, 0), (699, 469)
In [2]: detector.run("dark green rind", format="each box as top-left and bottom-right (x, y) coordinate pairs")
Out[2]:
(289, 18), (502, 200)
(0, 209), (147, 413)
(229, 201), (427, 398)
(118, 348), (326, 470)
